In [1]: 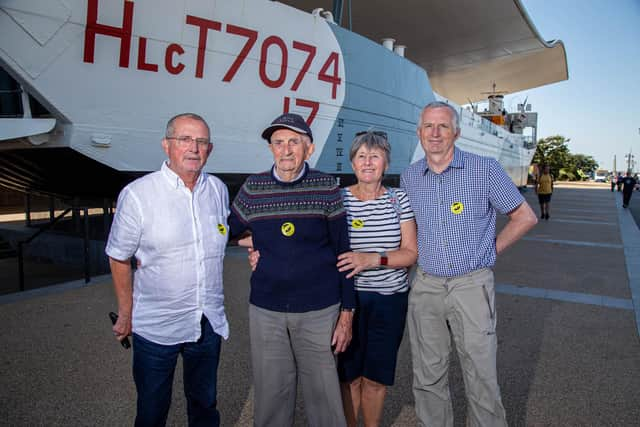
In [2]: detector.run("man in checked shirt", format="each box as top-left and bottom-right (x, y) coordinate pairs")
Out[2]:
(400, 101), (538, 427)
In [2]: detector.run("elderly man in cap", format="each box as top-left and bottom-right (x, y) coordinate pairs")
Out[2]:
(229, 113), (355, 427)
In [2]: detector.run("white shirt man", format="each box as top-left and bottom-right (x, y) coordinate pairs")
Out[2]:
(106, 113), (228, 427)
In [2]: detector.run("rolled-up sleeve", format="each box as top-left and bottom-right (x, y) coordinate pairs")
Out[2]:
(106, 187), (143, 261)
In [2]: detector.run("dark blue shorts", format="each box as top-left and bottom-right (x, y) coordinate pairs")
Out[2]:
(338, 290), (408, 386)
(538, 193), (552, 203)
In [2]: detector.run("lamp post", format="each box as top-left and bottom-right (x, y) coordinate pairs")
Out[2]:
(625, 151), (634, 172)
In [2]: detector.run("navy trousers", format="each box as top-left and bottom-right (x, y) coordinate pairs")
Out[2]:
(132, 315), (221, 427)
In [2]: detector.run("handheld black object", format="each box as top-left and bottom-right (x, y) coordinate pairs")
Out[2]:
(109, 312), (131, 349)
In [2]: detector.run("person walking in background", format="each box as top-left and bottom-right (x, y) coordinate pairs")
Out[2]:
(617, 172), (624, 191)
(336, 131), (418, 427)
(536, 164), (554, 220)
(107, 113), (229, 427)
(621, 171), (637, 208)
(610, 173), (616, 192)
(401, 101), (538, 427)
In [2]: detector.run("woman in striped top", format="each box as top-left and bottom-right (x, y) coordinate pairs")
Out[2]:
(336, 131), (418, 427)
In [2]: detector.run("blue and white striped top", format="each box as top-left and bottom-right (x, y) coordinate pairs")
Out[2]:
(342, 187), (415, 294)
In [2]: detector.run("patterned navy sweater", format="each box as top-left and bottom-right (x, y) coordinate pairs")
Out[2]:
(229, 164), (355, 312)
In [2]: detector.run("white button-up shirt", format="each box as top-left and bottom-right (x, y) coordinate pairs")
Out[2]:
(106, 162), (230, 345)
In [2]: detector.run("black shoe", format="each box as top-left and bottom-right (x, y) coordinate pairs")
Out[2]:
(623, 204), (628, 208)
(545, 214), (549, 220)
(540, 214), (545, 219)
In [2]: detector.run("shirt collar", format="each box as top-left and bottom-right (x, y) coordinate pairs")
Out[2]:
(161, 161), (205, 190)
(272, 162), (309, 184)
(422, 147), (465, 175)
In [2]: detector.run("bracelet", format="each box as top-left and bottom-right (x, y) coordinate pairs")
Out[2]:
(379, 251), (388, 266)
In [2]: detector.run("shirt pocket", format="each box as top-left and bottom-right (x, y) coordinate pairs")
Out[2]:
(204, 215), (229, 258)
(469, 196), (490, 220)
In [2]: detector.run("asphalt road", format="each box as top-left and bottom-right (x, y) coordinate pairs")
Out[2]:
(1, 183), (639, 426)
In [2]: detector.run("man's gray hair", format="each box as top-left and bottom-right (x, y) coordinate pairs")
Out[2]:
(417, 101), (460, 132)
(349, 131), (391, 165)
(165, 113), (210, 138)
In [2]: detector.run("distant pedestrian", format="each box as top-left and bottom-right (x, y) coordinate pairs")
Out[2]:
(617, 173), (624, 191)
(621, 171), (637, 208)
(536, 165), (554, 220)
(610, 174), (616, 192)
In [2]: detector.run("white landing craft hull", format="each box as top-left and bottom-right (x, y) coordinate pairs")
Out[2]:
(0, 0), (560, 199)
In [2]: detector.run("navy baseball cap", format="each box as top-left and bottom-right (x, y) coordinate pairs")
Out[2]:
(261, 113), (313, 143)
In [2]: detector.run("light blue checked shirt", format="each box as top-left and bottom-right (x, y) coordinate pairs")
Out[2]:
(400, 148), (524, 277)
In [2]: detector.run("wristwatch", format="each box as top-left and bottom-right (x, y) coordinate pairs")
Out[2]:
(379, 251), (388, 266)
(341, 307), (356, 313)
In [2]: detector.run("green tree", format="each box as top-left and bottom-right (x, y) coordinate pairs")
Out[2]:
(571, 153), (598, 179)
(531, 136), (599, 181)
(532, 135), (571, 178)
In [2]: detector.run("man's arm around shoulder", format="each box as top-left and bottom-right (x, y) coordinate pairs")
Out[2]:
(496, 201), (537, 255)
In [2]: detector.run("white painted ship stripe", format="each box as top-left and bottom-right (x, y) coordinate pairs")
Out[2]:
(522, 236), (623, 248)
(545, 219), (616, 226)
(496, 283), (633, 310)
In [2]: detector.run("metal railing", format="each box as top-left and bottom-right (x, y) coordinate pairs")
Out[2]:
(16, 207), (94, 291)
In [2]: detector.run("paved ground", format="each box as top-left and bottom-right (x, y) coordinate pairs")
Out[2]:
(1, 183), (639, 426)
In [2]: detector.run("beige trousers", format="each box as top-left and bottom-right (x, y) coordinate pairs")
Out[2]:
(408, 268), (508, 427)
(249, 303), (346, 427)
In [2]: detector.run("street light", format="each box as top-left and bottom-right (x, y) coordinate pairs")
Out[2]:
(625, 151), (635, 172)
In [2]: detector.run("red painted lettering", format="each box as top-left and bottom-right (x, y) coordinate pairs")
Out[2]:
(259, 36), (287, 88)
(83, 0), (134, 68)
(290, 41), (316, 91)
(165, 43), (185, 75)
(222, 25), (258, 82)
(83, 7), (344, 95)
(283, 97), (319, 126)
(137, 37), (158, 72)
(186, 15), (222, 78)
(295, 98), (320, 126)
(318, 52), (341, 99)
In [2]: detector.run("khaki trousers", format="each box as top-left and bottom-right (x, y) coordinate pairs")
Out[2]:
(249, 303), (346, 427)
(408, 268), (507, 427)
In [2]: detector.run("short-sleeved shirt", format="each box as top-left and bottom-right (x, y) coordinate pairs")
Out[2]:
(537, 173), (553, 194)
(106, 162), (230, 345)
(400, 148), (524, 277)
(342, 187), (414, 294)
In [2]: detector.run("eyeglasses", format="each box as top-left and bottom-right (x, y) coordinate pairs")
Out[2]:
(166, 135), (211, 148)
(355, 130), (388, 139)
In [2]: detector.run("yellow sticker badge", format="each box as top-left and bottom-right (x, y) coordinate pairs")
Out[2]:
(217, 223), (227, 236)
(352, 219), (364, 229)
(281, 222), (295, 237)
(450, 202), (464, 215)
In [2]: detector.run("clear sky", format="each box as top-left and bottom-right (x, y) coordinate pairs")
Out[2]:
(501, 0), (640, 172)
